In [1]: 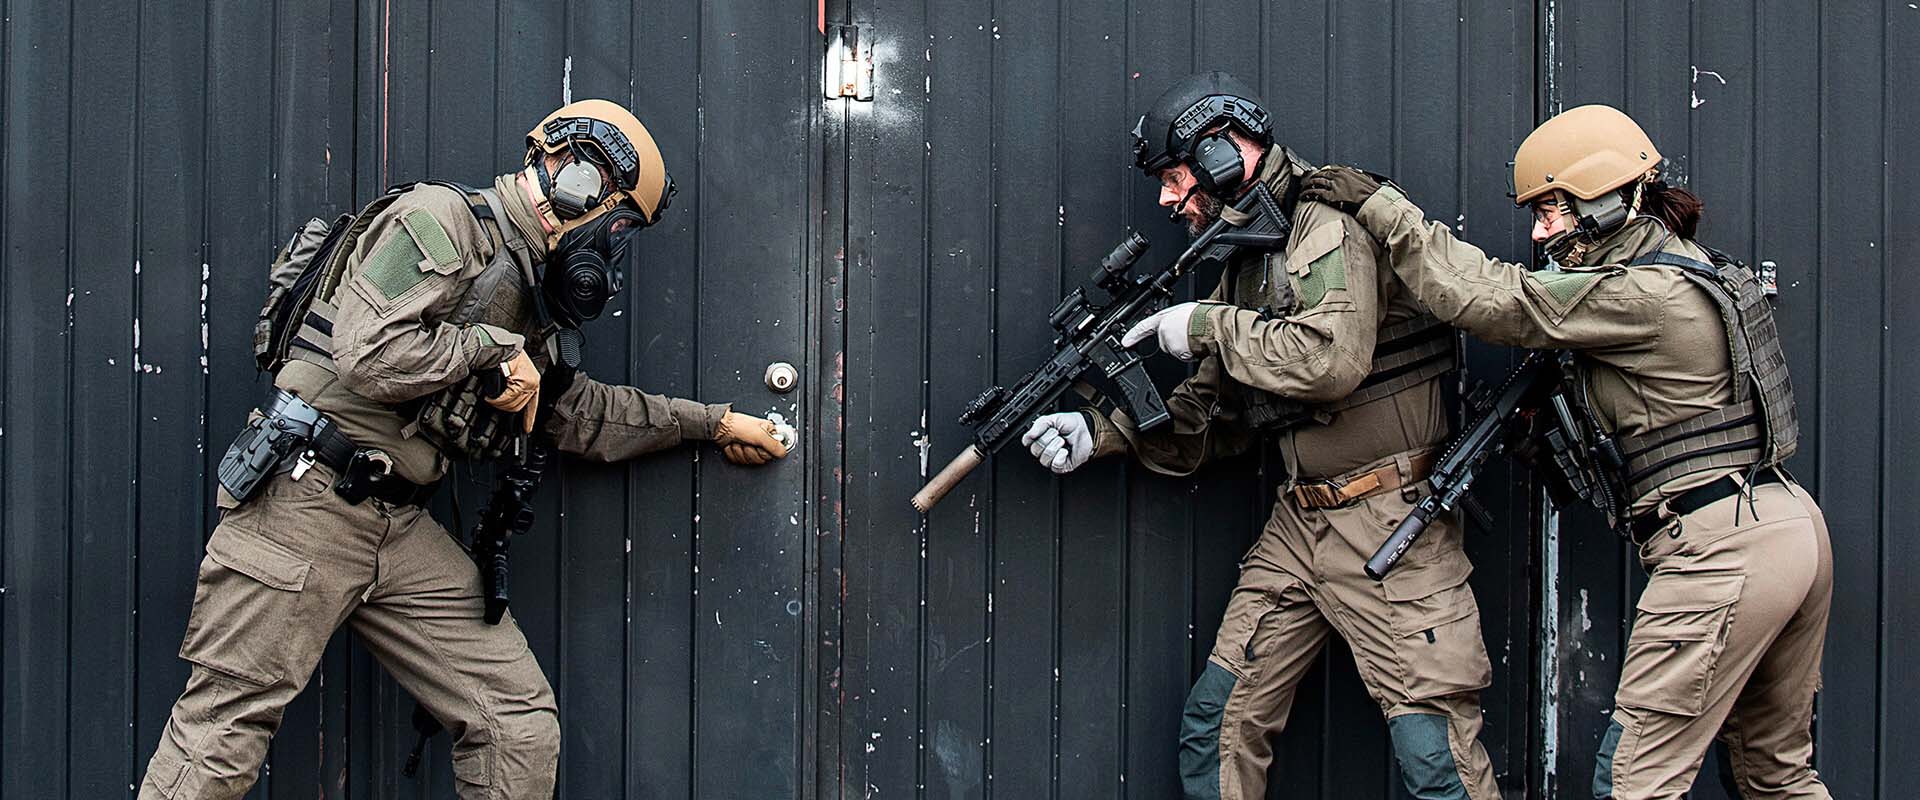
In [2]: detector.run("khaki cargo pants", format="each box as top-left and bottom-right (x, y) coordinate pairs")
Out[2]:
(1593, 476), (1832, 799)
(1179, 451), (1499, 800)
(138, 463), (558, 799)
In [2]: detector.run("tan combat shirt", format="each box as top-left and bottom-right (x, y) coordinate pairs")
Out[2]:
(1353, 185), (1738, 511)
(278, 174), (727, 484)
(1090, 148), (1450, 482)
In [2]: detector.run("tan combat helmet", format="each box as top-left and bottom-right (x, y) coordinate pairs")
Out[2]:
(526, 99), (675, 242)
(1511, 104), (1661, 204)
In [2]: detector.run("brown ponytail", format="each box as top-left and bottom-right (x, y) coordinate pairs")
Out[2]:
(1638, 180), (1703, 239)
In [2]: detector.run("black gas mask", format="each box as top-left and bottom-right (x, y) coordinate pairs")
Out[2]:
(542, 205), (642, 329)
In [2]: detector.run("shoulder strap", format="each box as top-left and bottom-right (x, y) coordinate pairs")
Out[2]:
(1627, 248), (1718, 279)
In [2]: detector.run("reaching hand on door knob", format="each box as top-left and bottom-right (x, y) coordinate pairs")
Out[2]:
(715, 410), (793, 466)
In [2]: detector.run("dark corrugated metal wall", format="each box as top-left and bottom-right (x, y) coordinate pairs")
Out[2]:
(0, 1), (1911, 798)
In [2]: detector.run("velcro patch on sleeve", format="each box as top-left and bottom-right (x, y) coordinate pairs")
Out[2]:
(360, 230), (429, 301)
(1532, 269), (1602, 307)
(1286, 219), (1346, 276)
(401, 207), (461, 270)
(1296, 247), (1348, 309)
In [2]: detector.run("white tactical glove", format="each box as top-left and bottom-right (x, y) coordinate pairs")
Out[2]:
(1022, 412), (1094, 474)
(1121, 301), (1208, 361)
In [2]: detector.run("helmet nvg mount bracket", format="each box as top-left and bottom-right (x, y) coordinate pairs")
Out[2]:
(1132, 71), (1274, 197)
(526, 99), (676, 243)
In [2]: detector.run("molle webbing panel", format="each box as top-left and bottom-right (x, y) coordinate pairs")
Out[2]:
(287, 300), (339, 372)
(1627, 246), (1800, 488)
(1618, 400), (1765, 500)
(1332, 313), (1456, 412)
(1236, 313), (1455, 431)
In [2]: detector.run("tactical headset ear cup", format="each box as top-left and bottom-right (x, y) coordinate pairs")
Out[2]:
(547, 161), (605, 220)
(1189, 133), (1246, 196)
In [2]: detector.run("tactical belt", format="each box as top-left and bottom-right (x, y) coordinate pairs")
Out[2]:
(1617, 399), (1765, 501)
(1628, 469), (1784, 544)
(1290, 449), (1437, 510)
(260, 390), (439, 508)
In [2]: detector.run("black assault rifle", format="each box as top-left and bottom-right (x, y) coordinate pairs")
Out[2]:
(1365, 349), (1622, 579)
(403, 437), (550, 777)
(472, 440), (549, 625)
(911, 185), (1292, 512)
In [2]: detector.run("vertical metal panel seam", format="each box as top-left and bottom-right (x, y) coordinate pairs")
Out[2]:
(797, 5), (824, 794)
(0, 0), (10, 790)
(1812, 3), (1827, 759)
(688, 3), (704, 792)
(1534, 4), (1560, 796)
(1809, 1), (1828, 767)
(1876, 1), (1892, 791)
(426, 1), (436, 174)
(195, 0), (215, 617)
(1321, 0), (1334, 161)
(915, 0), (935, 794)
(984, 1), (1000, 795)
(125, 0), (147, 789)
(1049, 0), (1066, 796)
(0, 0), (8, 779)
(1388, 0), (1399, 177)
(58, 0), (75, 787)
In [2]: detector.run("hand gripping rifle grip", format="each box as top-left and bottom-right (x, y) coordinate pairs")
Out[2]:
(1366, 500), (1436, 580)
(910, 444), (986, 513)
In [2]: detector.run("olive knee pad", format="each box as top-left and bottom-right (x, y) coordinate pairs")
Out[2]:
(1592, 718), (1624, 799)
(1387, 713), (1469, 800)
(1178, 662), (1237, 800)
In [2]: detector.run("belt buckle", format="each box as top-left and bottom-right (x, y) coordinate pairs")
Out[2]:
(1293, 478), (1344, 509)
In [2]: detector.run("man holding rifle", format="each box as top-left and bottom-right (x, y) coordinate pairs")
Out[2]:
(1020, 72), (1499, 800)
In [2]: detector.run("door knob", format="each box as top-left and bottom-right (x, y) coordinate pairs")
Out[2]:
(764, 361), (799, 393)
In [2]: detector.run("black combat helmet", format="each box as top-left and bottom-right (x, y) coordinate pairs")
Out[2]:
(1131, 71), (1273, 196)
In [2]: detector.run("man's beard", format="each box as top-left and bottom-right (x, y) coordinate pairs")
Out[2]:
(1186, 191), (1224, 237)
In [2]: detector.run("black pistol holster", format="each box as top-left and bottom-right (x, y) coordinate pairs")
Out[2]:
(218, 389), (437, 508)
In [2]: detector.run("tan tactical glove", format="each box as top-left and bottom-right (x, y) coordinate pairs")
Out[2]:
(485, 349), (542, 433)
(714, 411), (791, 466)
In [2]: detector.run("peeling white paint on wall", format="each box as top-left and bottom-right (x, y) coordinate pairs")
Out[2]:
(1691, 65), (1727, 109)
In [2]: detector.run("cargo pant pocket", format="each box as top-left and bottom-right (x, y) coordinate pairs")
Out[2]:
(452, 748), (493, 790)
(178, 524), (313, 686)
(1388, 578), (1492, 702)
(1615, 574), (1743, 716)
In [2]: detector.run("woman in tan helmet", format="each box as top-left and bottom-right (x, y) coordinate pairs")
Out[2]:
(1299, 105), (1832, 799)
